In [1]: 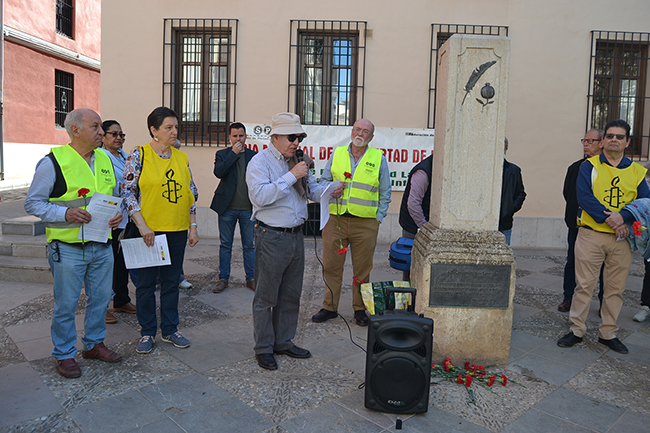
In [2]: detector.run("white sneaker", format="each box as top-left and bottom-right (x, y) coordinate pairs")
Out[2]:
(633, 305), (650, 322)
(179, 279), (193, 289)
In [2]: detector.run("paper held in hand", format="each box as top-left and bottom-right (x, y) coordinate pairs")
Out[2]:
(121, 235), (171, 269)
(77, 192), (123, 243)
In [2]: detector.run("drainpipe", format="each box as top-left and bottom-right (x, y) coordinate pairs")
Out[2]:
(0, 0), (4, 181)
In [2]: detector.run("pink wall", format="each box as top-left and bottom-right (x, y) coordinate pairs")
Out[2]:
(4, 0), (101, 60)
(4, 42), (101, 145)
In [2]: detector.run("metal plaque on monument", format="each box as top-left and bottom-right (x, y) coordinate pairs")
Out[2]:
(411, 34), (515, 365)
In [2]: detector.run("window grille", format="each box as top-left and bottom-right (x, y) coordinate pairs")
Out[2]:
(289, 20), (366, 126)
(163, 19), (238, 147)
(55, 70), (73, 128)
(56, 0), (73, 38)
(587, 31), (650, 160)
(428, 24), (508, 128)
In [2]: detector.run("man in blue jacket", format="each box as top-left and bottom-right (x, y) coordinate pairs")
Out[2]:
(210, 123), (257, 293)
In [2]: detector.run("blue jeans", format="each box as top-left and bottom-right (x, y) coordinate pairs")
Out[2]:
(135, 231), (187, 337)
(500, 229), (512, 245)
(48, 241), (114, 360)
(218, 209), (255, 281)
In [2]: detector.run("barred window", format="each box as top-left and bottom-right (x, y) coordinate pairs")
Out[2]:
(55, 70), (73, 128)
(587, 31), (650, 160)
(428, 24), (508, 128)
(163, 19), (238, 146)
(289, 20), (366, 126)
(56, 0), (73, 38)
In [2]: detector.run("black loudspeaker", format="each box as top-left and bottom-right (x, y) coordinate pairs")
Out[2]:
(364, 288), (433, 414)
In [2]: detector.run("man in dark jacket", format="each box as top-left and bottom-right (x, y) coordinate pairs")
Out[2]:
(210, 123), (257, 293)
(499, 138), (526, 244)
(398, 154), (432, 280)
(558, 129), (604, 312)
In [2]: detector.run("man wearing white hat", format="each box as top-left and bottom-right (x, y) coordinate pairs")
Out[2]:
(246, 112), (344, 370)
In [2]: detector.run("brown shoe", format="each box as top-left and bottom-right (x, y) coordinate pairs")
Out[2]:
(106, 311), (117, 324)
(558, 300), (571, 312)
(213, 279), (229, 293)
(82, 342), (122, 363)
(246, 279), (256, 291)
(55, 358), (81, 378)
(113, 302), (137, 314)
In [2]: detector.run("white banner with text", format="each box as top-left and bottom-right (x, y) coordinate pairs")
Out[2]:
(241, 123), (434, 191)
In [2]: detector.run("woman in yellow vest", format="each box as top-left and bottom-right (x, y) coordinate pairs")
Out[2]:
(122, 107), (199, 354)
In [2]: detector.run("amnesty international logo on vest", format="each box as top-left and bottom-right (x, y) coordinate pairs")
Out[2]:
(580, 155), (647, 233)
(162, 168), (184, 204)
(139, 144), (194, 231)
(603, 176), (625, 209)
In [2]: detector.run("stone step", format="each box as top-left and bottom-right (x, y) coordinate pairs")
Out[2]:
(2, 216), (45, 236)
(0, 256), (52, 284)
(0, 234), (48, 258)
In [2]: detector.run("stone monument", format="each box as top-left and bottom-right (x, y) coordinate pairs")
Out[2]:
(411, 34), (514, 365)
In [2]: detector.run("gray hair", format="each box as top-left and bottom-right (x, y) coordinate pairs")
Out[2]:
(64, 110), (84, 139)
(504, 136), (509, 151)
(588, 129), (605, 140)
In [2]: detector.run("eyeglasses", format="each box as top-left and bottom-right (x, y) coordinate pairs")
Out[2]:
(604, 133), (626, 140)
(353, 127), (372, 135)
(287, 134), (305, 143)
(580, 138), (601, 144)
(105, 132), (126, 139)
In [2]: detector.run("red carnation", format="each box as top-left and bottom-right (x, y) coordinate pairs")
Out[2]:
(465, 374), (472, 387)
(633, 221), (643, 236)
(487, 375), (496, 387)
(464, 362), (471, 369)
(344, 171), (352, 179)
(456, 375), (464, 384)
(501, 374), (508, 386)
(337, 247), (348, 254)
(78, 188), (90, 197)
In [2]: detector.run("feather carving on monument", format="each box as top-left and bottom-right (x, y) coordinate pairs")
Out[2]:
(462, 60), (497, 105)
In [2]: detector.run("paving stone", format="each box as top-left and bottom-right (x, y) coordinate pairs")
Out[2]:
(171, 398), (273, 433)
(532, 387), (626, 432)
(140, 374), (232, 413)
(0, 362), (62, 428)
(205, 356), (362, 424)
(279, 402), (384, 433)
(68, 390), (165, 433)
(30, 339), (194, 410)
(501, 408), (594, 433)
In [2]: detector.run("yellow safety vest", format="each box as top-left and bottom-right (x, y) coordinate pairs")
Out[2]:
(328, 146), (381, 218)
(46, 144), (116, 243)
(579, 154), (647, 233)
(139, 144), (194, 232)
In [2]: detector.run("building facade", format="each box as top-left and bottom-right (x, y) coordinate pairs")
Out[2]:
(1, 0), (101, 184)
(98, 0), (649, 247)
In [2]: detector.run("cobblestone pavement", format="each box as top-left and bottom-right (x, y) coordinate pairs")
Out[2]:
(0, 194), (649, 432)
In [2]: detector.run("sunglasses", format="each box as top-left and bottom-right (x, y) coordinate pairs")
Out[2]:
(287, 134), (305, 143)
(105, 131), (126, 139)
(580, 138), (601, 144)
(604, 133), (626, 140)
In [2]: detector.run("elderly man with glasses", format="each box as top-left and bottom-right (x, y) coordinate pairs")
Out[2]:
(558, 119), (650, 354)
(246, 112), (344, 370)
(312, 119), (391, 327)
(558, 129), (605, 313)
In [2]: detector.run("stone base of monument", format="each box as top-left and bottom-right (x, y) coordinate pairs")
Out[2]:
(411, 223), (515, 365)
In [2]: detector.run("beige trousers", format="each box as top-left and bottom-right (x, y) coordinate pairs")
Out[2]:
(571, 227), (632, 339)
(322, 215), (380, 312)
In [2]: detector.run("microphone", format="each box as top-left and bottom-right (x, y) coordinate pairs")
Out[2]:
(296, 149), (304, 163)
